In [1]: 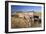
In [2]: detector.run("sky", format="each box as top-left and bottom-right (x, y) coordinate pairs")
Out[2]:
(11, 5), (42, 13)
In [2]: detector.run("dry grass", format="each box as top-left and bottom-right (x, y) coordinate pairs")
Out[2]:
(11, 12), (41, 28)
(11, 17), (41, 28)
(11, 17), (31, 28)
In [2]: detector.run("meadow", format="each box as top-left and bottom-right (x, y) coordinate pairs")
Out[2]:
(11, 12), (41, 28)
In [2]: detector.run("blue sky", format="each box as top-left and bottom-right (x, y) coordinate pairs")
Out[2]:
(11, 5), (42, 13)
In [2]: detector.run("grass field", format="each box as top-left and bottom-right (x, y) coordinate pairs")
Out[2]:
(11, 12), (41, 28)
